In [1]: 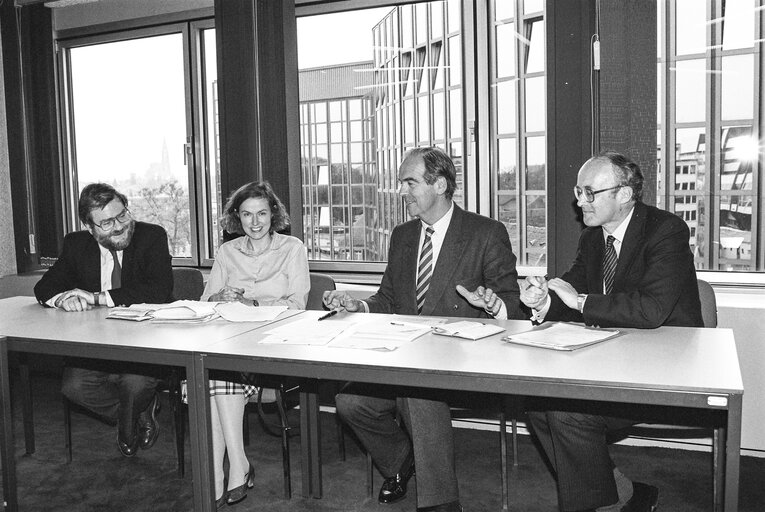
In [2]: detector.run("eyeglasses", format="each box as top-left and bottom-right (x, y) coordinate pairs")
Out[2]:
(92, 208), (131, 231)
(573, 185), (624, 203)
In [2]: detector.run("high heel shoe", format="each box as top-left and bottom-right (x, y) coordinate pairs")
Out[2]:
(215, 492), (228, 510)
(226, 462), (255, 505)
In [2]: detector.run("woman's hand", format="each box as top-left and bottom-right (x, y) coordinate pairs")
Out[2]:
(209, 286), (245, 303)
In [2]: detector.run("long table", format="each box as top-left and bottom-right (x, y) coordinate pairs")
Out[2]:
(0, 296), (269, 512)
(1, 301), (744, 511)
(201, 311), (744, 512)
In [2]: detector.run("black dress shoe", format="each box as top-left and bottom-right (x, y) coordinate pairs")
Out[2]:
(137, 393), (160, 450)
(418, 501), (463, 512)
(378, 457), (415, 504)
(621, 482), (659, 512)
(226, 462), (255, 505)
(117, 434), (140, 457)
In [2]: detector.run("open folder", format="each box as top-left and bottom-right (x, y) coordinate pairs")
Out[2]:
(502, 322), (621, 351)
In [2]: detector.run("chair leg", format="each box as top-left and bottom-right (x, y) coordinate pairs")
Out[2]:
(713, 427), (726, 511)
(275, 388), (292, 499)
(366, 451), (374, 498)
(336, 412), (346, 461)
(243, 401), (251, 447)
(19, 356), (35, 455)
(499, 411), (509, 512)
(511, 418), (518, 467)
(63, 396), (72, 463)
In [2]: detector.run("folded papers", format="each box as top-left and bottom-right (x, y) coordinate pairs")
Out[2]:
(502, 322), (621, 351)
(107, 300), (219, 323)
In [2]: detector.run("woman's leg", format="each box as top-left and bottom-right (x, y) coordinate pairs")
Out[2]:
(214, 393), (250, 490)
(209, 397), (227, 500)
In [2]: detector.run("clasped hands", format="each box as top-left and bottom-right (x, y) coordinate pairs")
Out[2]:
(520, 276), (579, 311)
(55, 288), (98, 312)
(322, 284), (503, 315)
(209, 286), (258, 306)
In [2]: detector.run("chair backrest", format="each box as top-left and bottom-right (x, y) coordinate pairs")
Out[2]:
(697, 278), (717, 328)
(172, 267), (205, 301)
(307, 272), (335, 311)
(0, 273), (41, 299)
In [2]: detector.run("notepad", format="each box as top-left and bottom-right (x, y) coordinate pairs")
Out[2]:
(502, 322), (621, 351)
(432, 321), (505, 340)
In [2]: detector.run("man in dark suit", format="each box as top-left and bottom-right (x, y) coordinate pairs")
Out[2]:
(324, 147), (523, 512)
(520, 151), (702, 512)
(34, 183), (173, 457)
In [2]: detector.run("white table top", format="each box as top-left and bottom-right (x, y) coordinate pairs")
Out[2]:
(202, 311), (744, 397)
(0, 296), (273, 353)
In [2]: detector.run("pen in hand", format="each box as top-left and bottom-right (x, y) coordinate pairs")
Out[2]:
(525, 274), (550, 290)
(318, 309), (339, 321)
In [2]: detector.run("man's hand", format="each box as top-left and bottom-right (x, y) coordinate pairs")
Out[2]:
(55, 288), (94, 312)
(455, 285), (502, 315)
(520, 276), (549, 310)
(209, 286), (245, 303)
(322, 290), (363, 312)
(548, 278), (579, 310)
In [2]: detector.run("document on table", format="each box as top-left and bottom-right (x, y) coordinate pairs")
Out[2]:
(432, 321), (505, 340)
(502, 322), (621, 351)
(328, 318), (433, 351)
(259, 313), (360, 345)
(214, 302), (287, 323)
(107, 300), (219, 323)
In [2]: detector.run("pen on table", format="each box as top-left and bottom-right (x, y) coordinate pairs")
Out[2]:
(525, 274), (549, 290)
(318, 309), (339, 321)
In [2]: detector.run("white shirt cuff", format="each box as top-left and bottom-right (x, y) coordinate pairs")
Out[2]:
(530, 295), (552, 323)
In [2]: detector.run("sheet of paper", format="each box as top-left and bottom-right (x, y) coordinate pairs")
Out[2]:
(215, 302), (288, 322)
(502, 322), (621, 351)
(328, 318), (432, 351)
(432, 321), (505, 340)
(259, 316), (359, 345)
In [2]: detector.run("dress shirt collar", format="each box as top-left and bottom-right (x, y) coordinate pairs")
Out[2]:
(602, 205), (635, 255)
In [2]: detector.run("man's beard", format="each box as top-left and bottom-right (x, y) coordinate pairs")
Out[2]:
(93, 219), (135, 251)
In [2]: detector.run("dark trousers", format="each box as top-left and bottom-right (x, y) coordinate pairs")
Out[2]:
(61, 365), (159, 441)
(527, 403), (637, 511)
(335, 383), (458, 508)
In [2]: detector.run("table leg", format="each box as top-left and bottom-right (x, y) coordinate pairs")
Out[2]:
(1, 339), (18, 511)
(723, 394), (742, 512)
(18, 354), (34, 455)
(187, 354), (214, 511)
(300, 379), (322, 498)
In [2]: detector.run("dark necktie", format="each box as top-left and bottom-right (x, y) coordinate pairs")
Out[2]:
(110, 249), (122, 289)
(602, 235), (617, 295)
(415, 227), (435, 314)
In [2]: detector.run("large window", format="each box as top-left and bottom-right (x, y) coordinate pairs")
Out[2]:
(57, 22), (220, 266)
(658, 0), (763, 272)
(297, 0), (547, 270)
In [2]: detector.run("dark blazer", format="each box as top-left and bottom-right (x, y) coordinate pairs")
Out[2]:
(34, 221), (174, 307)
(367, 204), (523, 319)
(546, 202), (703, 328)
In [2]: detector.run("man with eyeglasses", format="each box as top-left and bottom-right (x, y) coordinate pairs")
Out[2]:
(519, 151), (702, 512)
(35, 182), (173, 457)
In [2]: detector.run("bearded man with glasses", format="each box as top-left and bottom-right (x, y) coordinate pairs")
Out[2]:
(518, 151), (703, 512)
(35, 182), (173, 457)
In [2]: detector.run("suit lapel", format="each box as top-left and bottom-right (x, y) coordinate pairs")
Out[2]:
(613, 203), (647, 291)
(400, 221), (420, 312)
(421, 206), (466, 316)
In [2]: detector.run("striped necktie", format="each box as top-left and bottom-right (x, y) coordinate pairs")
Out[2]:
(415, 227), (435, 314)
(602, 235), (617, 295)
(110, 249), (122, 289)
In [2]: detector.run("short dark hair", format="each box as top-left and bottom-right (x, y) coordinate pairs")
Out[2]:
(221, 181), (289, 235)
(596, 150), (644, 202)
(403, 147), (458, 200)
(78, 183), (128, 226)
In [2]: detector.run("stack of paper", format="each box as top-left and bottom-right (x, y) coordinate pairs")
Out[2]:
(502, 322), (621, 351)
(329, 319), (433, 351)
(107, 300), (219, 323)
(214, 302), (287, 322)
(432, 321), (505, 340)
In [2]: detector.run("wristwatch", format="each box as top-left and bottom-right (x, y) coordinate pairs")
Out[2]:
(576, 294), (587, 313)
(94, 291), (101, 307)
(251, 299), (259, 307)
